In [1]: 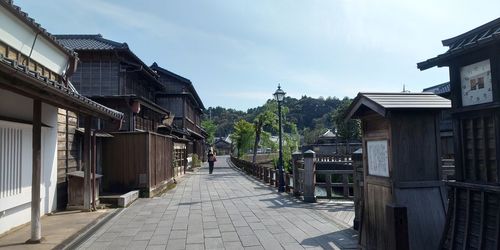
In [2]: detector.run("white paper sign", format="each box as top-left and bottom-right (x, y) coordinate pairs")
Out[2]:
(367, 140), (389, 177)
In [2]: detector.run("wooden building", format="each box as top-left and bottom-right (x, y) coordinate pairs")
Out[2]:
(54, 34), (178, 197)
(303, 129), (361, 155)
(214, 136), (232, 155)
(418, 17), (500, 249)
(0, 1), (123, 240)
(423, 82), (455, 180)
(151, 62), (207, 162)
(345, 92), (451, 250)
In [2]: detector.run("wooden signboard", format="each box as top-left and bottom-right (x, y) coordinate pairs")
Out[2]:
(367, 140), (389, 177)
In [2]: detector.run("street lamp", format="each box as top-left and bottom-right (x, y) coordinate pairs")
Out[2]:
(273, 84), (286, 192)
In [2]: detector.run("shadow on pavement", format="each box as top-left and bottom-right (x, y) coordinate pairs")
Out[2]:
(300, 229), (359, 250)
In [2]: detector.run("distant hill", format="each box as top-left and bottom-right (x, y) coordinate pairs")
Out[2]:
(204, 95), (346, 138)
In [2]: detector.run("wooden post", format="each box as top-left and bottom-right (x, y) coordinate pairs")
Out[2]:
(28, 100), (42, 243)
(83, 116), (91, 211)
(342, 174), (349, 198)
(292, 151), (302, 197)
(285, 174), (291, 192)
(326, 174), (332, 199)
(352, 149), (363, 231)
(303, 150), (316, 203)
(91, 131), (97, 211)
(386, 203), (409, 250)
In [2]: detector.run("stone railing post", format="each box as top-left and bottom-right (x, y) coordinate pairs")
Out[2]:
(352, 148), (363, 231)
(303, 150), (316, 203)
(292, 151), (302, 197)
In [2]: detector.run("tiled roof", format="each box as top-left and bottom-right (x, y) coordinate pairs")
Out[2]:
(55, 34), (162, 87)
(55, 34), (128, 50)
(320, 129), (336, 138)
(0, 0), (77, 58)
(345, 92), (451, 120)
(151, 62), (206, 110)
(418, 17), (500, 70)
(0, 53), (123, 120)
(422, 82), (451, 95)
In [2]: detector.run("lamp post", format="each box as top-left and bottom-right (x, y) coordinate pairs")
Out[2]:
(273, 84), (286, 192)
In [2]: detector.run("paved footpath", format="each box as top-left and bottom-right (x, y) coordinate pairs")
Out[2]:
(78, 156), (358, 250)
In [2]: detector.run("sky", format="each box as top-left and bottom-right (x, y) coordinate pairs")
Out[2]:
(15, 0), (500, 111)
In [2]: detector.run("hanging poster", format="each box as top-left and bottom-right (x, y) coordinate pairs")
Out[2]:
(367, 140), (389, 177)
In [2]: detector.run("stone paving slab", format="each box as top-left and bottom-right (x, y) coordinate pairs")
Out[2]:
(78, 156), (358, 250)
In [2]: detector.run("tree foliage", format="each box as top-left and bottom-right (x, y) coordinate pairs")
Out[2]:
(332, 97), (361, 141)
(229, 119), (255, 158)
(201, 119), (217, 145)
(203, 106), (246, 137)
(206, 95), (349, 148)
(252, 109), (277, 163)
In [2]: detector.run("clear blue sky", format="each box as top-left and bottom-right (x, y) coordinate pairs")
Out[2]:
(15, 0), (500, 111)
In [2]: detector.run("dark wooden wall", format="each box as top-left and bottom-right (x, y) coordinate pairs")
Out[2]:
(101, 132), (174, 196)
(70, 52), (120, 96)
(70, 52), (158, 102)
(123, 70), (156, 101)
(149, 133), (174, 189)
(157, 74), (186, 93)
(361, 113), (392, 250)
(56, 108), (81, 209)
(391, 111), (440, 181)
(157, 96), (184, 117)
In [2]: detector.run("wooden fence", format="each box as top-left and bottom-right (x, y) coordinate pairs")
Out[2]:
(102, 131), (175, 197)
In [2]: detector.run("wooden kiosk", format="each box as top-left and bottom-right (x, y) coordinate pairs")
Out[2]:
(418, 18), (500, 249)
(345, 92), (451, 250)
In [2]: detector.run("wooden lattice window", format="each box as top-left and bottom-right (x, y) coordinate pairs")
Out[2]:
(0, 127), (23, 198)
(461, 116), (497, 182)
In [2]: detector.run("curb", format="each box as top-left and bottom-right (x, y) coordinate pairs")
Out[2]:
(57, 208), (124, 250)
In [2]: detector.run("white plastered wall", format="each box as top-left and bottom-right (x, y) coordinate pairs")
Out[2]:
(0, 89), (58, 235)
(0, 5), (69, 75)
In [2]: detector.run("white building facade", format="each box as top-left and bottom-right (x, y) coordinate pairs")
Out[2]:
(0, 1), (122, 239)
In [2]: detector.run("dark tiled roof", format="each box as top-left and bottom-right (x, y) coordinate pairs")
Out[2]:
(90, 95), (171, 116)
(418, 17), (500, 70)
(151, 62), (190, 84)
(0, 54), (123, 120)
(319, 129), (337, 138)
(55, 34), (128, 50)
(55, 34), (162, 88)
(0, 0), (77, 58)
(151, 62), (206, 110)
(345, 92), (451, 120)
(423, 82), (451, 95)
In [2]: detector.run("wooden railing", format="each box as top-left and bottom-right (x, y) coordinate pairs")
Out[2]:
(315, 154), (354, 199)
(230, 156), (294, 191)
(230, 152), (355, 200)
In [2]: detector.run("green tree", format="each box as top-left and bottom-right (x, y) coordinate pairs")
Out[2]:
(230, 119), (255, 158)
(252, 106), (278, 163)
(201, 119), (217, 145)
(332, 97), (361, 142)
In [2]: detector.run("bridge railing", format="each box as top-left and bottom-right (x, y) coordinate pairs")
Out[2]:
(230, 151), (358, 200)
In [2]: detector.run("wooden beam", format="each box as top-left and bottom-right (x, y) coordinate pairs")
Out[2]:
(91, 131), (96, 211)
(28, 99), (42, 243)
(83, 116), (91, 211)
(478, 192), (485, 249)
(462, 189), (471, 250)
(471, 120), (477, 181)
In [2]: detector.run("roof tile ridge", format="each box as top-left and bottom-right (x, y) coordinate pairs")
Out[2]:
(442, 17), (500, 46)
(1, 1), (77, 57)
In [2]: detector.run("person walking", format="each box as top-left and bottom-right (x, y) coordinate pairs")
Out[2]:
(207, 150), (216, 174)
